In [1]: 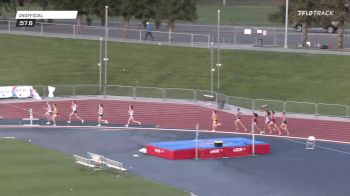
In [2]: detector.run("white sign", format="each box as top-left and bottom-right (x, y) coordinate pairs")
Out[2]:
(257, 29), (263, 34)
(244, 29), (251, 35)
(0, 86), (14, 98)
(263, 30), (267, 36)
(13, 86), (32, 98)
(0, 86), (41, 99)
(16, 11), (78, 19)
(48, 86), (55, 98)
(31, 87), (41, 100)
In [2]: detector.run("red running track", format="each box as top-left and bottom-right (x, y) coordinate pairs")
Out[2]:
(1, 99), (350, 143)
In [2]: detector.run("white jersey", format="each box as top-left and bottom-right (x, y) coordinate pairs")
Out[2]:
(98, 107), (103, 115)
(128, 109), (134, 116)
(264, 115), (270, 124)
(72, 103), (77, 112)
(47, 105), (52, 113)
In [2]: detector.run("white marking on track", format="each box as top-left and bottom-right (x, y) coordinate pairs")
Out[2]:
(1, 124), (350, 145)
(283, 138), (350, 155)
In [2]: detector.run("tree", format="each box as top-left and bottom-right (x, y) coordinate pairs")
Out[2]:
(88, 0), (111, 25)
(0, 0), (19, 17)
(36, 0), (48, 9)
(134, 0), (157, 28)
(269, 0), (317, 47)
(118, 0), (135, 38)
(159, 0), (197, 33)
(53, 0), (90, 25)
(17, 0), (33, 9)
(318, 0), (349, 49)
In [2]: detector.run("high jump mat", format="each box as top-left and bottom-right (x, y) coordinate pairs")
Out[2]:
(146, 137), (270, 160)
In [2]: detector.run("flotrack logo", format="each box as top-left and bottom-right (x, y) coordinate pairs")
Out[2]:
(298, 10), (334, 16)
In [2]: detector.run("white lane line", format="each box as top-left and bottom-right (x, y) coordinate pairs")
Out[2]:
(0, 137), (16, 139)
(1, 124), (350, 145)
(283, 138), (350, 155)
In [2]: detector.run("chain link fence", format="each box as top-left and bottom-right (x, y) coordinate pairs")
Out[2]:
(0, 20), (210, 47)
(28, 84), (350, 119)
(285, 101), (316, 115)
(2, 19), (349, 48)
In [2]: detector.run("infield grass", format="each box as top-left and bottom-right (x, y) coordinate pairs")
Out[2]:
(0, 139), (188, 196)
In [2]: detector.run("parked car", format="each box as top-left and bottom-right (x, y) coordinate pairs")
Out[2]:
(294, 21), (339, 33)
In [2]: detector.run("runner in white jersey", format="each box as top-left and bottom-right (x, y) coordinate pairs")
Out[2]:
(262, 110), (271, 134)
(97, 104), (108, 126)
(234, 108), (248, 132)
(125, 105), (141, 127)
(67, 101), (84, 124)
(44, 102), (52, 125)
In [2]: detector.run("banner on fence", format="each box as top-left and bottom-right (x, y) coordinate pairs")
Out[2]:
(0, 86), (41, 100)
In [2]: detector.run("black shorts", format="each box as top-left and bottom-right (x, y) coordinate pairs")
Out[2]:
(282, 121), (287, 124)
(73, 110), (77, 113)
(99, 114), (103, 117)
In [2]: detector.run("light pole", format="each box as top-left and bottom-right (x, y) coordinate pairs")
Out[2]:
(98, 37), (102, 91)
(284, 0), (289, 48)
(217, 9), (221, 65)
(210, 42), (214, 96)
(216, 63), (222, 100)
(217, 9), (221, 103)
(104, 5), (109, 94)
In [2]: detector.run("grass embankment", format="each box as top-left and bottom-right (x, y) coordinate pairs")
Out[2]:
(196, 4), (278, 26)
(1, 34), (350, 105)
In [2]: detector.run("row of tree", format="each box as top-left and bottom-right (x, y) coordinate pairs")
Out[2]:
(0, 0), (198, 38)
(270, 0), (350, 49)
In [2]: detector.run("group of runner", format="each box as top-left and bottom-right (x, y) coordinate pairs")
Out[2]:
(43, 100), (288, 135)
(211, 108), (290, 135)
(44, 101), (141, 127)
